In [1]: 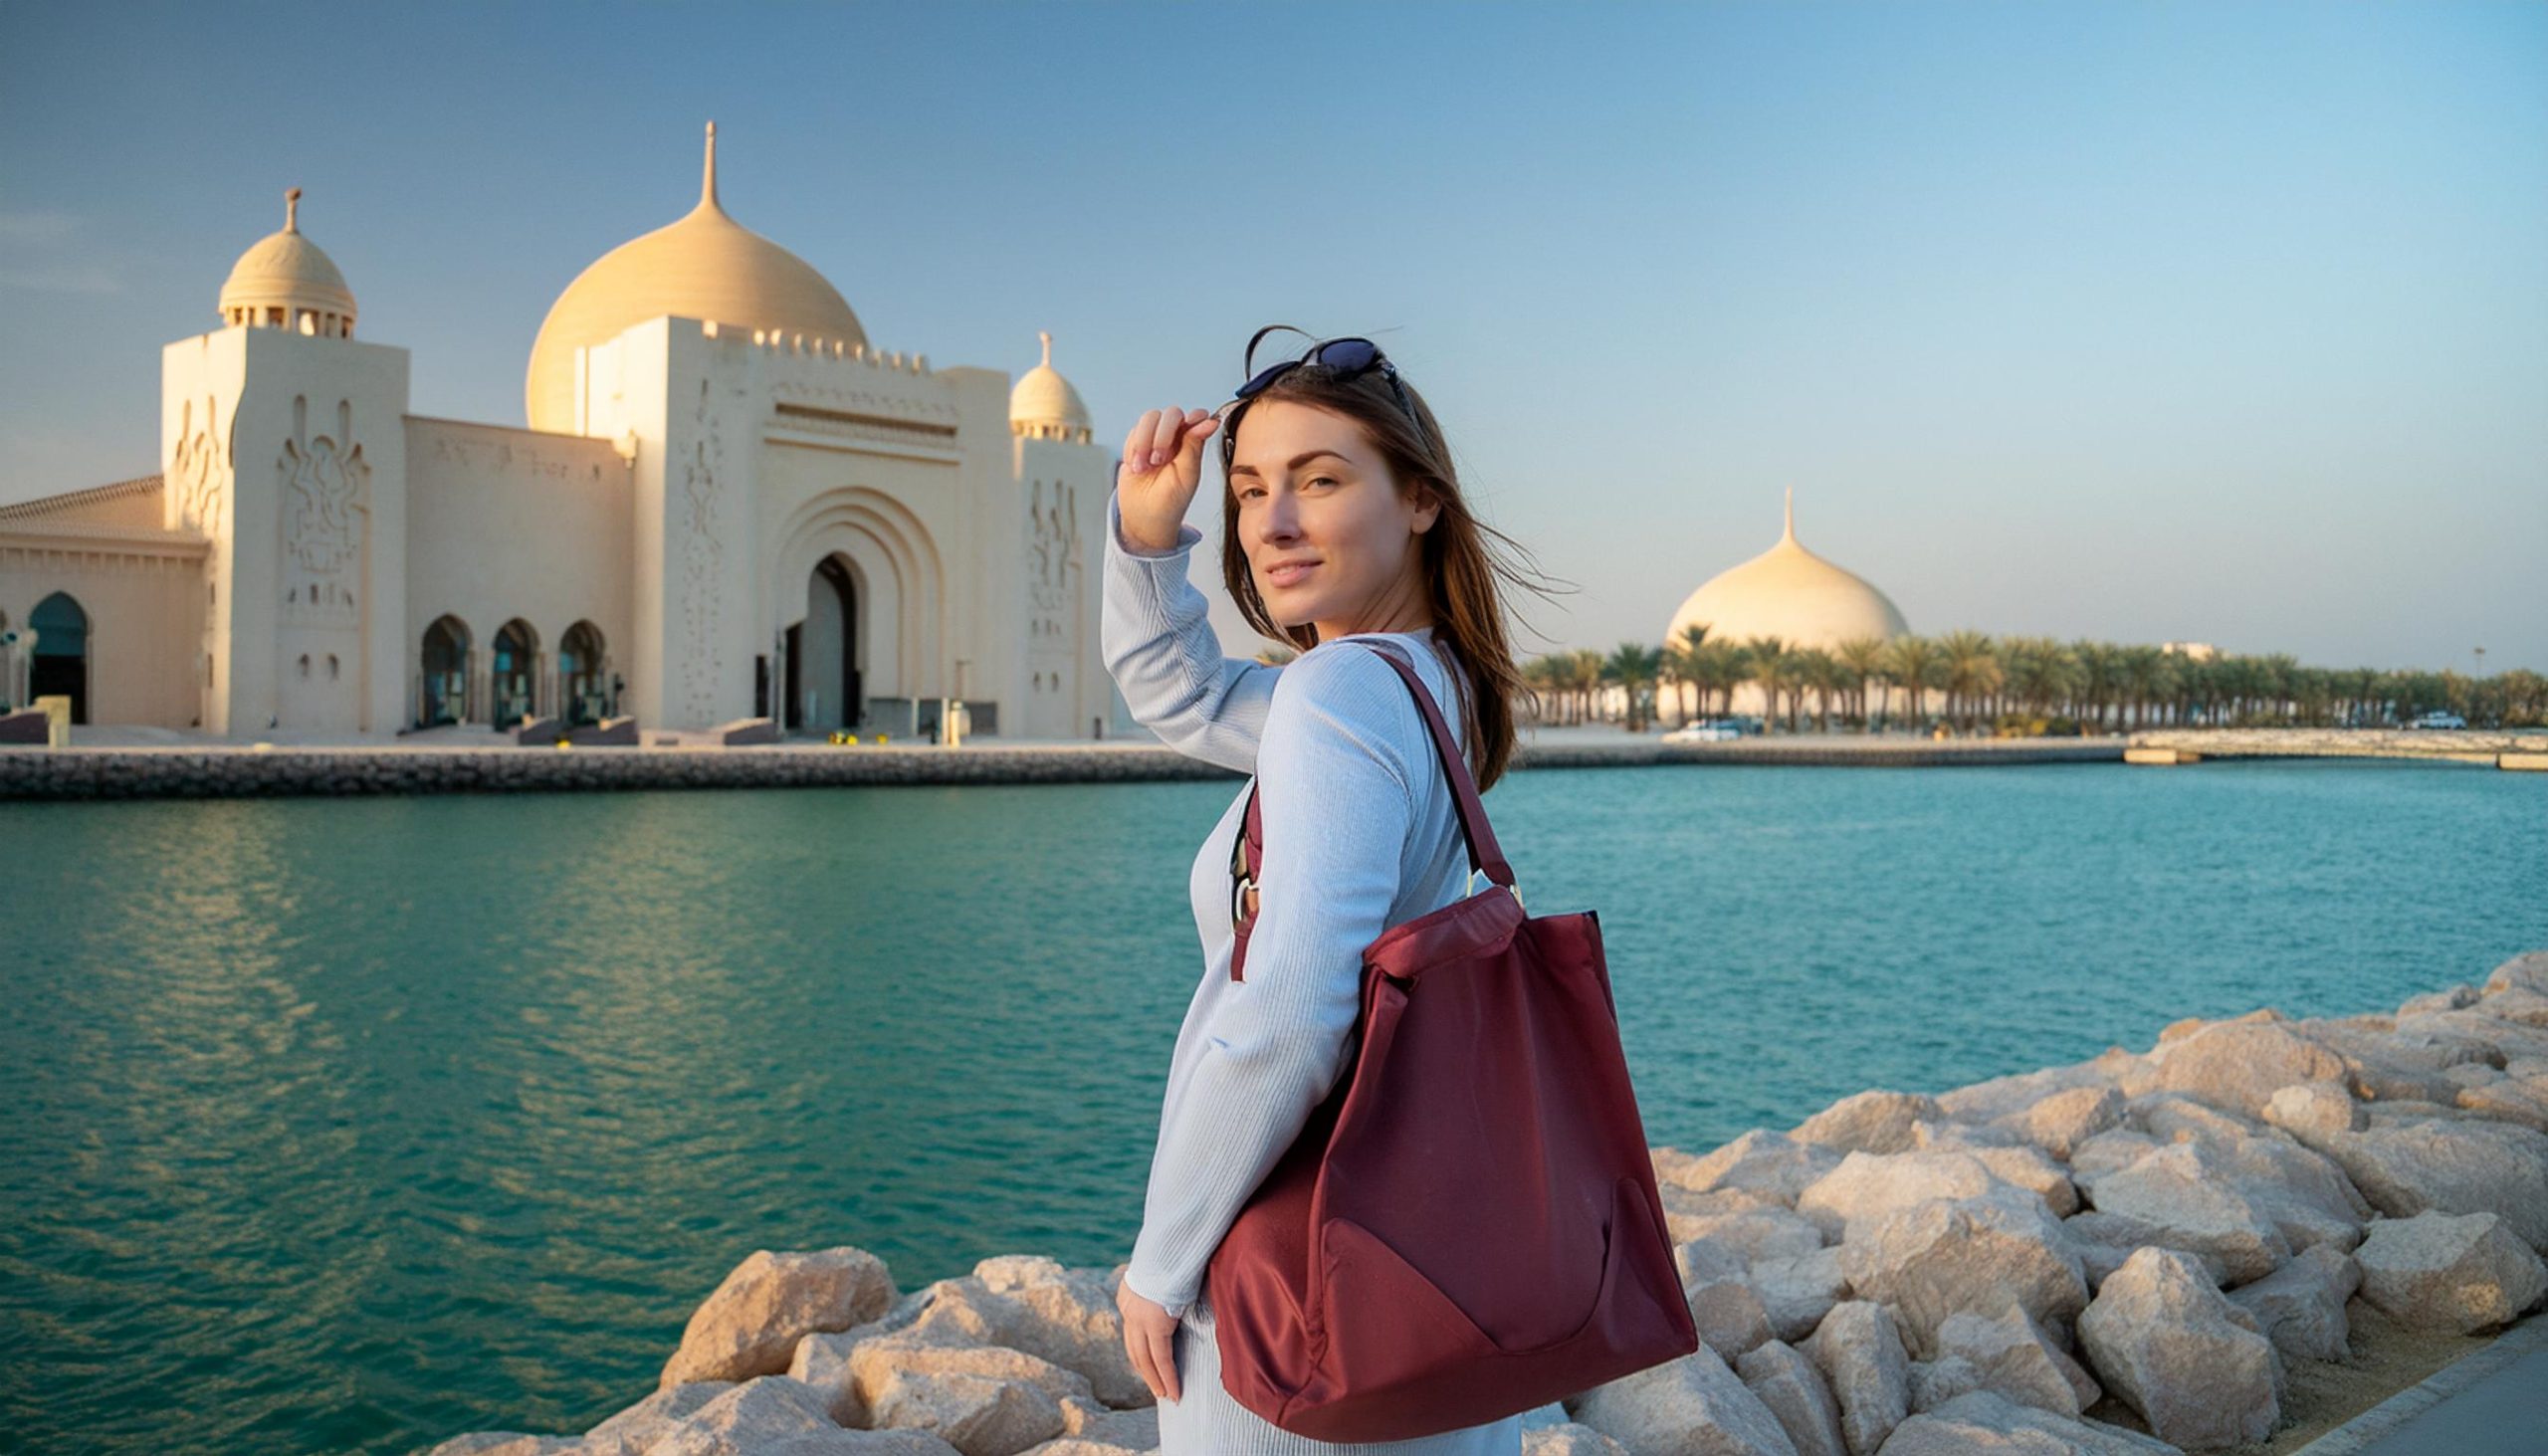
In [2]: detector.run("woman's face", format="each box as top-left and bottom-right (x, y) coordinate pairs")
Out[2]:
(1227, 398), (1440, 641)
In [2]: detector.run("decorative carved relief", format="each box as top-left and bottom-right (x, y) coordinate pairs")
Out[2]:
(678, 378), (726, 725)
(280, 396), (368, 625)
(1027, 480), (1081, 680)
(171, 395), (227, 539)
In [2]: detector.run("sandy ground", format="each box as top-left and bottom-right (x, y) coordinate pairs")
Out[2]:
(2064, 1299), (2515, 1452)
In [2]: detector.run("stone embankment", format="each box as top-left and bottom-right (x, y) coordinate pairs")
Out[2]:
(0, 735), (2125, 801)
(423, 948), (2548, 1456)
(2129, 728), (2548, 765)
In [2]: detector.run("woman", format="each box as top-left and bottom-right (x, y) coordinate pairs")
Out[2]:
(1102, 328), (1560, 1454)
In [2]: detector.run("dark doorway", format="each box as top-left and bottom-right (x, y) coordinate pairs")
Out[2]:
(421, 615), (470, 727)
(783, 555), (861, 730)
(30, 592), (90, 725)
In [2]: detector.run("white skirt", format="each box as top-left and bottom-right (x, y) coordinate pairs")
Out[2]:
(1157, 1289), (1526, 1456)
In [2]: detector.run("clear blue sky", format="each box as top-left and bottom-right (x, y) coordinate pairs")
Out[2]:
(3, 0), (2540, 673)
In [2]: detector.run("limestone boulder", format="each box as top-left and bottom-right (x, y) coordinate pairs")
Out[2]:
(896, 1258), (1148, 1409)
(1987, 1085), (2123, 1162)
(1677, 1238), (1777, 1358)
(1836, 1192), (2089, 1359)
(644, 1376), (842, 1456)
(2263, 1081), (2364, 1140)
(1799, 1300), (1908, 1456)
(1751, 1245), (1851, 1344)
(2483, 948), (2548, 997)
(1051, 1394), (1156, 1450)
(1795, 1150), (2017, 1243)
(2475, 985), (2548, 1028)
(846, 1331), (1091, 1456)
(1875, 1389), (2180, 1455)
(1660, 1130), (1845, 1208)
(1520, 1425), (1631, 1456)
(2458, 1074), (2548, 1135)
(2070, 1141), (2292, 1283)
(2137, 1019), (2349, 1120)
(2399, 983), (2480, 1017)
(1930, 1304), (2099, 1418)
(2277, 1116), (2548, 1251)
(2226, 1243), (2358, 1361)
(1671, 1205), (1827, 1266)
(662, 1247), (900, 1388)
(1906, 1122), (2078, 1217)
(1905, 1356), (1984, 1414)
(2075, 1247), (2282, 1450)
(1733, 1339), (1846, 1456)
(1933, 1050), (2140, 1126)
(584, 1381), (735, 1454)
(1790, 1091), (1943, 1156)
(2354, 1210), (2548, 1334)
(1568, 1343), (1801, 1456)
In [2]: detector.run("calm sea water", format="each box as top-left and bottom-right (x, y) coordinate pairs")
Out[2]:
(2, 759), (2541, 1454)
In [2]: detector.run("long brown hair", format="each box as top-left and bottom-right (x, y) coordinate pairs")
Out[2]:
(1216, 329), (1570, 792)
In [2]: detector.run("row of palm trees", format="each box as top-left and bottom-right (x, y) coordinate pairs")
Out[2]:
(1518, 626), (2548, 733)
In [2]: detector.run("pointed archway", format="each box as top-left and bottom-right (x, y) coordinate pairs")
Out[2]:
(783, 554), (861, 730)
(420, 614), (471, 727)
(30, 592), (91, 725)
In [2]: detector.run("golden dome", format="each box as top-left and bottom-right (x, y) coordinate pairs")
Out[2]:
(220, 188), (356, 334)
(1665, 491), (1910, 652)
(1009, 330), (1092, 440)
(526, 122), (867, 432)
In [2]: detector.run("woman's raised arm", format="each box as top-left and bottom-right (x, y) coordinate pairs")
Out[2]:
(1100, 406), (1279, 773)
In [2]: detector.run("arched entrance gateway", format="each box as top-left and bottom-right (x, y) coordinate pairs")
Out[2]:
(30, 592), (91, 725)
(492, 619), (539, 726)
(559, 621), (608, 727)
(784, 554), (860, 731)
(420, 615), (471, 727)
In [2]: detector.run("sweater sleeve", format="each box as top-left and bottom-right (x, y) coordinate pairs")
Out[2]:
(1099, 486), (1280, 774)
(1120, 644), (1422, 1319)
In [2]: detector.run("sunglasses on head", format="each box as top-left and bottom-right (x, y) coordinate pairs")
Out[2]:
(1217, 325), (1422, 465)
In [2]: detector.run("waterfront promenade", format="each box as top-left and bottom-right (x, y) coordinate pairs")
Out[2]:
(419, 948), (2548, 1455)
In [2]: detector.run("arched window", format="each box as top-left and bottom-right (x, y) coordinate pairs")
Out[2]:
(420, 614), (471, 728)
(559, 620), (607, 727)
(30, 591), (93, 725)
(326, 654), (339, 681)
(493, 619), (539, 725)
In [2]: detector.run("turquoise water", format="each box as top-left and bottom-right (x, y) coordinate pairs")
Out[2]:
(2, 759), (2541, 1454)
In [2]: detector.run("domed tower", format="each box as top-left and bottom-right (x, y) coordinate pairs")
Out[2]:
(526, 122), (868, 433)
(219, 187), (356, 337)
(1665, 489), (1910, 653)
(1009, 330), (1093, 444)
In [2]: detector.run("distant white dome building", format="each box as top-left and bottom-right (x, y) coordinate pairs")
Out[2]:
(1666, 490), (1910, 653)
(218, 187), (356, 337)
(1008, 331), (1092, 443)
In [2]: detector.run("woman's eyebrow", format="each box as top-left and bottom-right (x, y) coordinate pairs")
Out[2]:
(1228, 450), (1353, 480)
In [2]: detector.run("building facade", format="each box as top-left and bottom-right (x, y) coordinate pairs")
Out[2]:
(0, 127), (1120, 742)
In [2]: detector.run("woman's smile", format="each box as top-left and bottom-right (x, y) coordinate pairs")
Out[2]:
(1264, 558), (1320, 589)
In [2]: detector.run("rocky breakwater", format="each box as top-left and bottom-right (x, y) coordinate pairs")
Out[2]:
(422, 948), (2548, 1456)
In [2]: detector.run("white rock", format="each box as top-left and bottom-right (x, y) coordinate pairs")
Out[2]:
(1677, 1238), (1777, 1358)
(1734, 1339), (1846, 1456)
(1799, 1301), (1907, 1456)
(585, 1381), (735, 1454)
(2075, 1247), (2282, 1450)
(2355, 1210), (2548, 1333)
(1661, 1130), (1845, 1208)
(1751, 1246), (1851, 1345)
(1519, 1424), (1631, 1456)
(1795, 1150), (2016, 1243)
(2069, 1141), (2292, 1283)
(1791, 1091), (1943, 1156)
(2484, 949), (2548, 997)
(1908, 1122), (2079, 1217)
(1931, 1303), (2100, 1418)
(2277, 1117), (2548, 1252)
(2264, 1081), (2364, 1139)
(1835, 1193), (2088, 1360)
(1905, 1355), (1984, 1414)
(1876, 1389), (2180, 1455)
(2140, 1020), (2351, 1119)
(1570, 1343), (1801, 1456)
(1988, 1085), (2124, 1161)
(647, 1376), (843, 1456)
(2227, 1244), (2358, 1361)
(662, 1248), (900, 1388)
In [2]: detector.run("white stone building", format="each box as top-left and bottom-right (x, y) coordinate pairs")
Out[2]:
(0, 126), (1120, 743)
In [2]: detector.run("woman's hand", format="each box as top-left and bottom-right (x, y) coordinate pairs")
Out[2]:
(1117, 1280), (1183, 1404)
(1116, 407), (1219, 554)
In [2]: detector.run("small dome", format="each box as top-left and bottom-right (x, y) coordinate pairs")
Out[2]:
(219, 188), (356, 335)
(1665, 491), (1910, 652)
(1010, 330), (1091, 440)
(527, 122), (867, 432)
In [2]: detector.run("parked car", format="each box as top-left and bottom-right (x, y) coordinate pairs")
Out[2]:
(1663, 720), (1744, 743)
(2405, 710), (2468, 730)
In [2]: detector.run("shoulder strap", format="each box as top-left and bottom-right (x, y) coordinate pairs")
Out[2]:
(1228, 640), (1513, 980)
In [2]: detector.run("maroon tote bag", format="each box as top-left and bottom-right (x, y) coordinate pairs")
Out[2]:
(1203, 640), (1699, 1442)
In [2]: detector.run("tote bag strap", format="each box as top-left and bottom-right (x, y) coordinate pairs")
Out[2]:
(1229, 640), (1515, 980)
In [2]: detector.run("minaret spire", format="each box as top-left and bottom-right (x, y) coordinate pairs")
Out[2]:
(1783, 485), (1796, 541)
(285, 186), (302, 234)
(701, 121), (720, 211)
(1038, 329), (1053, 367)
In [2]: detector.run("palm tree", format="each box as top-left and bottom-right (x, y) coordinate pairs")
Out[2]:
(1794, 648), (1846, 732)
(1571, 648), (1605, 726)
(1833, 636), (1888, 731)
(1745, 635), (1794, 732)
(1672, 623), (1715, 724)
(1937, 630), (2001, 732)
(1883, 635), (1938, 732)
(1602, 642), (1664, 731)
